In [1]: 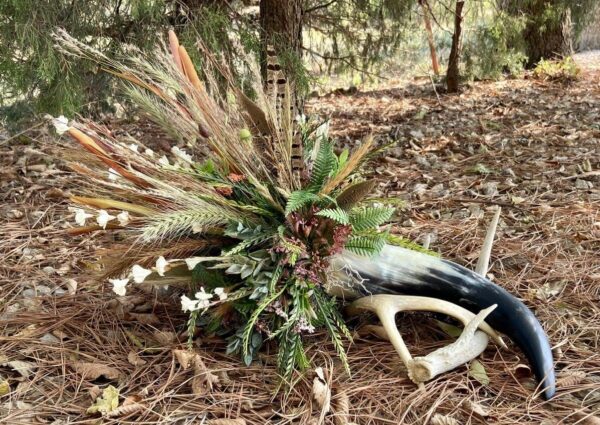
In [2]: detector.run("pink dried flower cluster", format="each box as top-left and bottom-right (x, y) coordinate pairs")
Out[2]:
(294, 316), (315, 334)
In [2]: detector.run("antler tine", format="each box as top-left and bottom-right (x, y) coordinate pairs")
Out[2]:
(475, 206), (501, 276)
(407, 304), (496, 383)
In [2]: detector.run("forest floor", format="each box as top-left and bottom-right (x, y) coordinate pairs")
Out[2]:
(1, 55), (599, 425)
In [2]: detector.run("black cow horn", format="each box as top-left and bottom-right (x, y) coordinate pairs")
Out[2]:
(333, 244), (556, 400)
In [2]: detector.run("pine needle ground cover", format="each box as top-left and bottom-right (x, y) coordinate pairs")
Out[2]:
(1, 50), (599, 425)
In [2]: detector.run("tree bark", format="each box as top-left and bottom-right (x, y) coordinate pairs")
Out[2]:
(419, 0), (440, 76)
(259, 0), (303, 92)
(259, 0), (304, 179)
(502, 0), (573, 68)
(446, 0), (464, 93)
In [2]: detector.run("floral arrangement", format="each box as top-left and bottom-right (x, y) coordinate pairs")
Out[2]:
(52, 30), (396, 382)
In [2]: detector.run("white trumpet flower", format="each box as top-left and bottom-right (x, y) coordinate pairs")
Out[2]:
(52, 115), (70, 135)
(171, 146), (193, 164)
(181, 295), (199, 313)
(96, 210), (115, 229)
(185, 257), (203, 270)
(144, 148), (155, 157)
(131, 264), (152, 283)
(195, 287), (213, 308)
(74, 208), (93, 226)
(158, 155), (170, 166)
(116, 211), (130, 226)
(128, 143), (139, 153)
(155, 256), (168, 276)
(214, 287), (227, 301)
(109, 278), (129, 296)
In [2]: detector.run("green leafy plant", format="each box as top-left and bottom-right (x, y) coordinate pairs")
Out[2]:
(53, 30), (399, 387)
(533, 57), (580, 82)
(463, 11), (528, 80)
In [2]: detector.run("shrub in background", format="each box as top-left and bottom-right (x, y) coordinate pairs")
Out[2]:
(0, 1), (257, 129)
(462, 11), (527, 81)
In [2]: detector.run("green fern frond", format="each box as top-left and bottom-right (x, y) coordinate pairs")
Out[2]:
(345, 233), (387, 257)
(285, 190), (320, 215)
(309, 141), (336, 192)
(349, 207), (395, 231)
(315, 208), (350, 225)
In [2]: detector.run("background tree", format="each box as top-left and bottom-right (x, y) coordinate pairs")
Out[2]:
(0, 0), (253, 125)
(260, 0), (305, 111)
(446, 0), (464, 92)
(302, 0), (416, 78)
(2, 0), (599, 131)
(501, 0), (596, 67)
(419, 0), (440, 76)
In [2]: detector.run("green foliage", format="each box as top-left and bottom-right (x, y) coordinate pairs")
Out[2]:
(309, 140), (337, 192)
(316, 208), (350, 225)
(313, 288), (351, 376)
(533, 57), (580, 82)
(463, 11), (528, 80)
(285, 190), (321, 215)
(349, 207), (395, 232)
(345, 233), (387, 257)
(0, 1), (258, 127)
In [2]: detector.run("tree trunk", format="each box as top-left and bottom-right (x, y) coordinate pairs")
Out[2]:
(259, 0), (304, 181)
(259, 0), (303, 109)
(419, 0), (440, 76)
(446, 0), (464, 93)
(502, 0), (573, 68)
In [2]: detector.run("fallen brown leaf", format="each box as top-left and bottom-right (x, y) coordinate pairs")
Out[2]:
(72, 362), (121, 381)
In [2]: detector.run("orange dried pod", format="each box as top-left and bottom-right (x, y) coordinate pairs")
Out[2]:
(178, 45), (203, 92)
(168, 30), (183, 73)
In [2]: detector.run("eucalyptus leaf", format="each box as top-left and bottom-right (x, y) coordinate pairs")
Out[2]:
(436, 320), (462, 338)
(469, 360), (490, 385)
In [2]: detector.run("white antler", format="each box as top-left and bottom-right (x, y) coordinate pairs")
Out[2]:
(407, 304), (496, 382)
(349, 295), (504, 385)
(475, 206), (501, 276)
